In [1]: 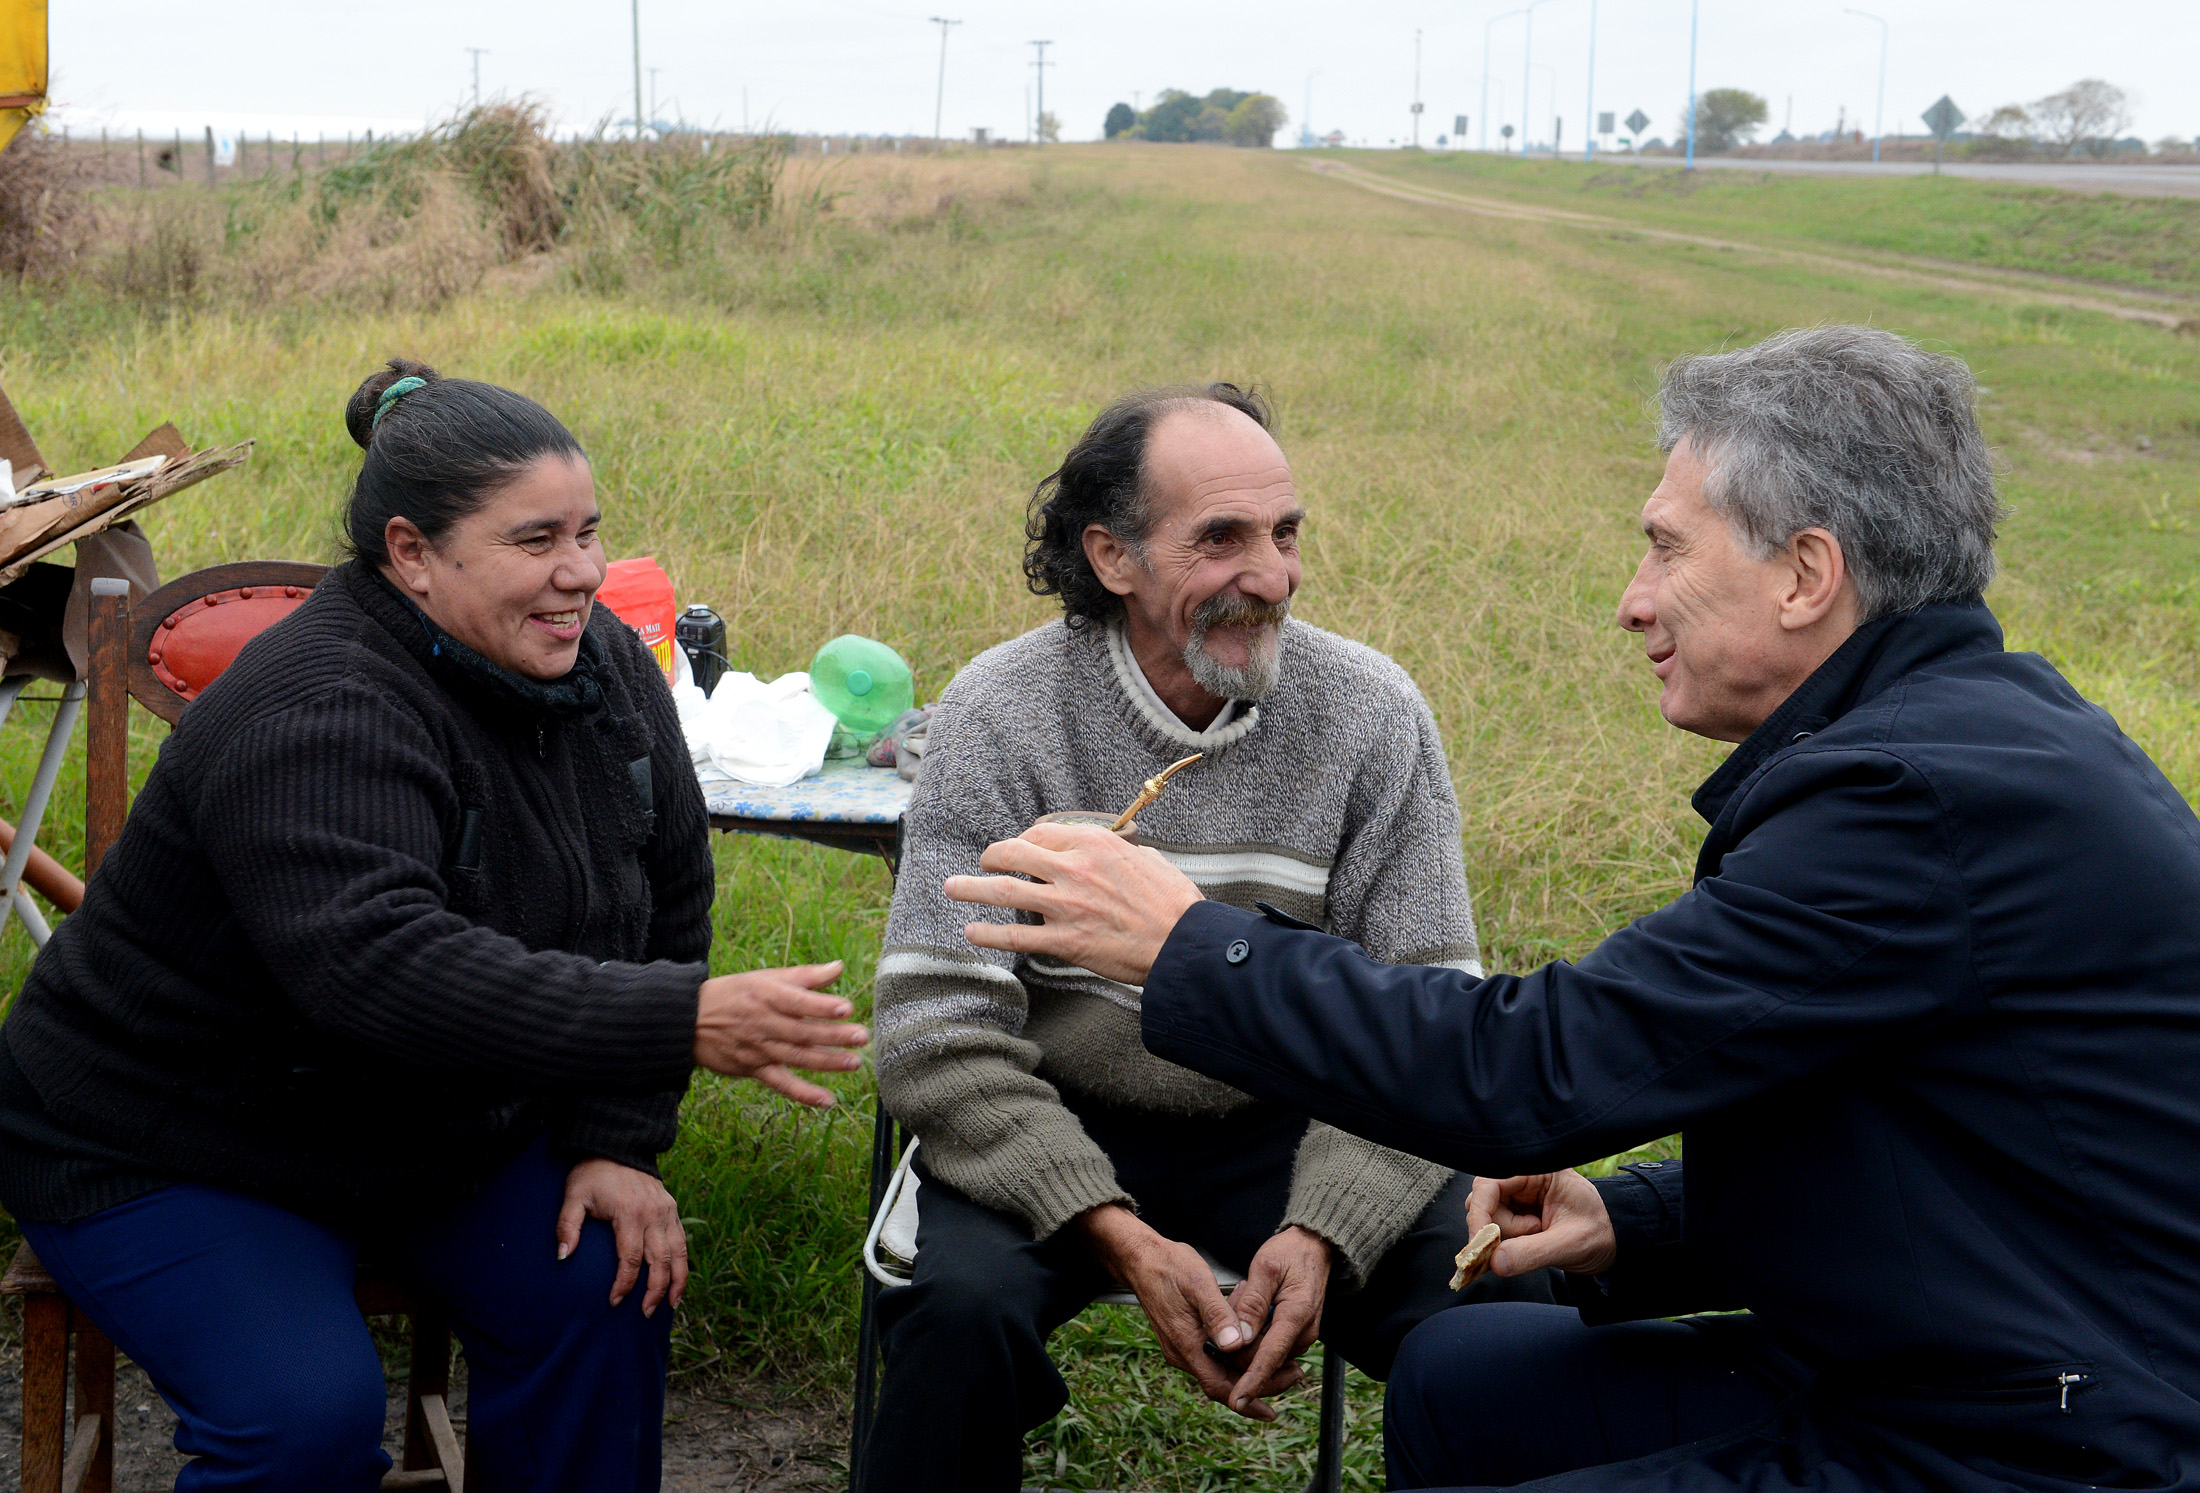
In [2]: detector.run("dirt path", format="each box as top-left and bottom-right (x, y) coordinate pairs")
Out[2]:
(0, 1348), (844, 1491)
(1309, 159), (2200, 332)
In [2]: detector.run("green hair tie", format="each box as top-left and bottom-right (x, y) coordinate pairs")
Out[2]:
(372, 375), (429, 429)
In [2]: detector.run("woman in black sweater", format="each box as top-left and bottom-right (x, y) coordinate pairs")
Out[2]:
(0, 361), (868, 1491)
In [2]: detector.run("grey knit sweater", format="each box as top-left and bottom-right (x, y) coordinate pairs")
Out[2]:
(876, 617), (1483, 1283)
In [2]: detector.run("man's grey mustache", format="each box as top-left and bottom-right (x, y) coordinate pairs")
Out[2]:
(1191, 595), (1291, 630)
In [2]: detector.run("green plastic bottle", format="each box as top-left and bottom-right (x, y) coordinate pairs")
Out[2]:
(809, 635), (915, 742)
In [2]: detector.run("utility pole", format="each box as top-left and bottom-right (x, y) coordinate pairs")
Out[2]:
(1483, 7), (1524, 152)
(1029, 40), (1052, 145)
(649, 66), (662, 131)
(1522, 0), (1552, 154)
(1845, 9), (1888, 164)
(1684, 0), (1700, 169)
(467, 48), (489, 109)
(630, 0), (644, 139)
(1302, 69), (1319, 149)
(929, 17), (960, 142)
(1411, 29), (1423, 148)
(1583, 0), (1598, 159)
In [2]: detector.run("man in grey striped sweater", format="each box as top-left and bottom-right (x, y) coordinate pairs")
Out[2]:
(861, 384), (1550, 1492)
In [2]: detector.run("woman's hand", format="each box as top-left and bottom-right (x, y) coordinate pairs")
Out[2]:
(558, 1159), (687, 1316)
(693, 961), (870, 1107)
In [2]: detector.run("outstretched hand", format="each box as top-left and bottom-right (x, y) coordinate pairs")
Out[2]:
(1467, 1170), (1618, 1278)
(944, 822), (1203, 986)
(693, 961), (869, 1108)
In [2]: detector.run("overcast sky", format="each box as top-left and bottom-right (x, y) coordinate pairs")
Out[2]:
(48, 1), (2197, 152)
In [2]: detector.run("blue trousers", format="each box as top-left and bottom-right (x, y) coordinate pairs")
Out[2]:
(1383, 1303), (1804, 1489)
(19, 1136), (670, 1493)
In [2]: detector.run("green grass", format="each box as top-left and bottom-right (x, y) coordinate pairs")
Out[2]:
(0, 142), (2195, 1485)
(1358, 149), (2200, 297)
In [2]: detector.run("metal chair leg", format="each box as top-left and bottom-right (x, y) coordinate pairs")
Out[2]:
(1303, 1341), (1347, 1493)
(0, 677), (85, 949)
(849, 1108), (899, 1491)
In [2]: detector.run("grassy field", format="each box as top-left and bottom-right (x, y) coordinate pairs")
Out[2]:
(0, 140), (2195, 1487)
(1359, 149), (2200, 298)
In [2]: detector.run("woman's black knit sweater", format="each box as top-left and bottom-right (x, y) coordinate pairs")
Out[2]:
(0, 561), (714, 1223)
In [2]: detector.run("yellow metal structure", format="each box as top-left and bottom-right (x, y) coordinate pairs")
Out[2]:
(0, 0), (46, 156)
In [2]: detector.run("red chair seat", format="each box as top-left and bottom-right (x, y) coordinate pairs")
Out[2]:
(145, 584), (315, 704)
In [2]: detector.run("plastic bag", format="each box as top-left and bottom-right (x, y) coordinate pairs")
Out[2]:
(676, 668), (839, 788)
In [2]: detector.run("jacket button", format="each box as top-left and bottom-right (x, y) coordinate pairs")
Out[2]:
(1225, 939), (1250, 965)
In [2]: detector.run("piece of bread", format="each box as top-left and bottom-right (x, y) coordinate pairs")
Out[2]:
(1448, 1222), (1504, 1291)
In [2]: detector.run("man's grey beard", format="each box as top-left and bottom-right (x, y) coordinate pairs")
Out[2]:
(1183, 594), (1291, 702)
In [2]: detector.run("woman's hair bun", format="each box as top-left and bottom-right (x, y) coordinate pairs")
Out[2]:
(343, 357), (442, 451)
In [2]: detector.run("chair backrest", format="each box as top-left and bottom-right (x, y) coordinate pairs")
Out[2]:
(126, 560), (329, 725)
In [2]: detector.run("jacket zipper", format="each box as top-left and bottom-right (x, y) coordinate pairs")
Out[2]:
(2057, 1371), (2085, 1412)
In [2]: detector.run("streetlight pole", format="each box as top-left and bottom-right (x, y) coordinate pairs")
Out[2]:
(1482, 8), (1526, 152)
(1684, 0), (1699, 169)
(1583, 0), (1597, 160)
(1845, 9), (1887, 164)
(929, 17), (960, 142)
(1412, 29), (1423, 148)
(1522, 0), (1553, 155)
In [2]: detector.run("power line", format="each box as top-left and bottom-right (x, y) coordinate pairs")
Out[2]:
(928, 17), (961, 142)
(1030, 40), (1053, 145)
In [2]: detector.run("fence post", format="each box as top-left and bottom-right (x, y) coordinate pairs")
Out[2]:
(204, 126), (215, 185)
(137, 129), (145, 188)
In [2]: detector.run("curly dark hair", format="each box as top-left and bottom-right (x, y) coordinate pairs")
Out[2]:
(1022, 383), (1272, 626)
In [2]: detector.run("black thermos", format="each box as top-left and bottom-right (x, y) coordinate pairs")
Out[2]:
(675, 604), (727, 695)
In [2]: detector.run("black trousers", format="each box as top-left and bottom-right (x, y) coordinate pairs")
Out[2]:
(1383, 1303), (1810, 1490)
(858, 1099), (1557, 1493)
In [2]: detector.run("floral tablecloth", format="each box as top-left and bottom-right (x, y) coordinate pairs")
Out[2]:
(699, 758), (914, 827)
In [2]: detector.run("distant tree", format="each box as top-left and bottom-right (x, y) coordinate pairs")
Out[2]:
(1038, 111), (1061, 144)
(2029, 79), (2129, 157)
(1682, 88), (1769, 154)
(1977, 104), (2036, 140)
(1139, 90), (1204, 142)
(1222, 94), (1287, 147)
(1130, 88), (1285, 147)
(1103, 102), (1136, 139)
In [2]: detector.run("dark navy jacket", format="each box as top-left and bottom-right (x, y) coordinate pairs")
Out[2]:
(1142, 603), (2200, 1493)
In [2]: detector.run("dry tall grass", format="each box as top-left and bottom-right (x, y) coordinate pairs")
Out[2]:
(0, 125), (95, 281)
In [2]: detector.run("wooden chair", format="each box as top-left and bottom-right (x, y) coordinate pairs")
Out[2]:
(1, 563), (468, 1492)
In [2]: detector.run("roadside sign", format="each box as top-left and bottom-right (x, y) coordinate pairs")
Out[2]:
(1625, 108), (1649, 136)
(1598, 111), (1615, 135)
(1411, 102), (1425, 114)
(1922, 96), (1963, 140)
(1921, 96), (1964, 175)
(1455, 114), (1468, 135)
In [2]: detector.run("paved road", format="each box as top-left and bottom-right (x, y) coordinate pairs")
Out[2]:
(1574, 154), (2200, 199)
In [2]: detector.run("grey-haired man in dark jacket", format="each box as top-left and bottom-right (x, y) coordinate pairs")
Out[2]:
(946, 325), (2200, 1493)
